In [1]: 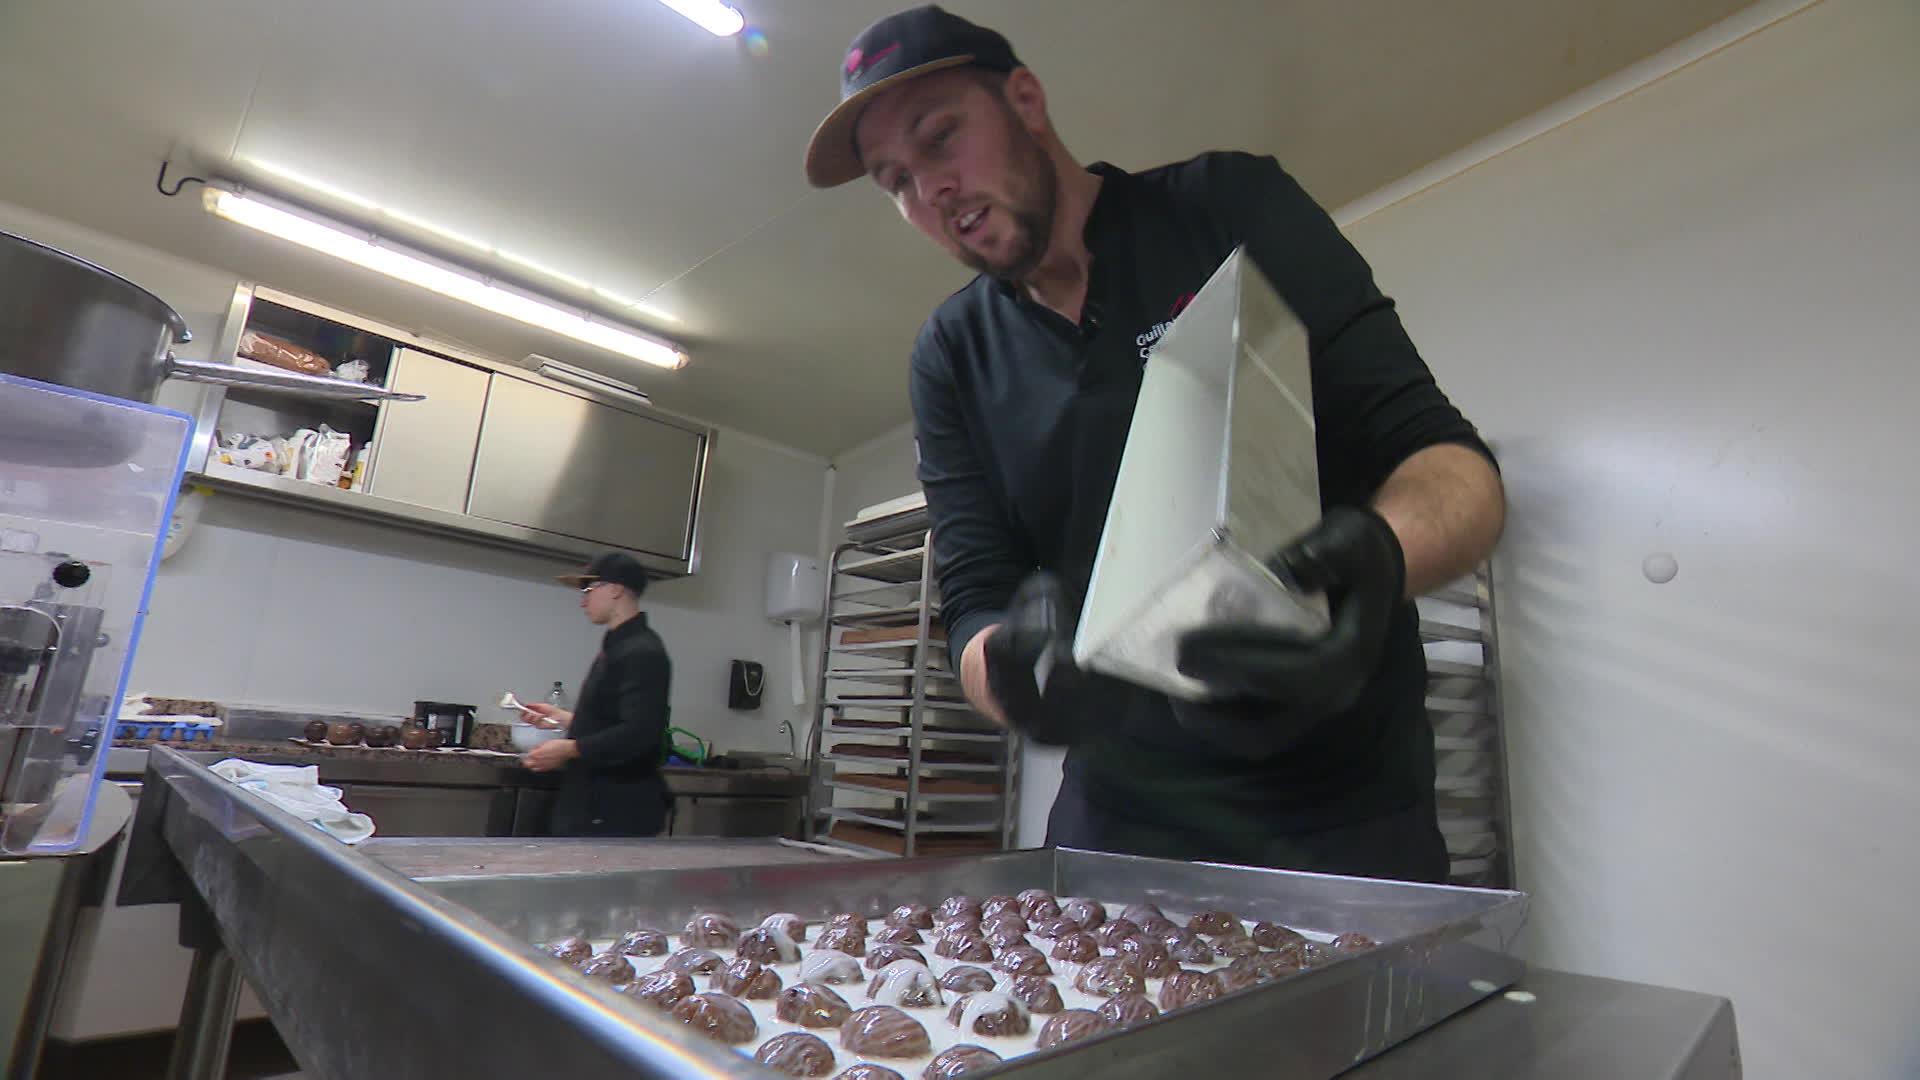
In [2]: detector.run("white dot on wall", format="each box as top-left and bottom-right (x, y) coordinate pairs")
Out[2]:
(1643, 552), (1679, 584)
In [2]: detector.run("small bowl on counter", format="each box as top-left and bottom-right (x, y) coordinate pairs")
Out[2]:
(510, 722), (563, 753)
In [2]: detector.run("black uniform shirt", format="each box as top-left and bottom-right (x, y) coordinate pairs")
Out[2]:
(909, 151), (1494, 842)
(564, 613), (671, 778)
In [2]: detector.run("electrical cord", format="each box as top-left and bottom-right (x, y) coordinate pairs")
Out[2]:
(155, 159), (207, 198)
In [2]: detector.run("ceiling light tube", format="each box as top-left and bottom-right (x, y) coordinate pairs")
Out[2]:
(534, 355), (653, 406)
(657, 0), (745, 36)
(201, 184), (688, 371)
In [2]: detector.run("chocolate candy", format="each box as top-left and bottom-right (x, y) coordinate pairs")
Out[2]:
(1251, 922), (1306, 949)
(613, 929), (670, 957)
(1213, 934), (1262, 959)
(1073, 957), (1145, 998)
(624, 969), (695, 1011)
(934, 932), (993, 963)
(886, 903), (935, 930)
(1216, 963), (1261, 993)
(1098, 992), (1160, 1029)
(799, 950), (864, 986)
(867, 960), (944, 1009)
(579, 952), (633, 985)
(1019, 894), (1062, 923)
(1090, 919), (1142, 950)
(934, 916), (981, 941)
(938, 965), (996, 994)
(544, 937), (593, 965)
(663, 948), (724, 976)
(981, 911), (1028, 938)
(1050, 932), (1100, 964)
(1060, 898), (1107, 930)
(979, 895), (1021, 920)
(840, 1005), (931, 1059)
(1158, 969), (1225, 1011)
(302, 720), (329, 743)
(737, 926), (802, 965)
(1117, 936), (1175, 979)
(873, 924), (924, 946)
(816, 925), (868, 957)
(835, 1066), (905, 1080)
(1006, 974), (1064, 1014)
(1136, 914), (1178, 938)
(1227, 952), (1301, 986)
(983, 923), (1028, 952)
(761, 912), (810, 943)
(924, 1045), (1002, 1079)
(946, 991), (1030, 1038)
(712, 956), (783, 999)
(826, 912), (868, 933)
(1036, 1009), (1110, 1048)
(670, 992), (757, 1044)
(1186, 910), (1240, 936)
(777, 982), (854, 1028)
(1333, 932), (1379, 952)
(681, 912), (739, 949)
(937, 896), (981, 923)
(1300, 941), (1336, 968)
(1028, 917), (1077, 941)
(864, 944), (929, 972)
(1165, 932), (1216, 966)
(1119, 903), (1164, 928)
(992, 945), (1051, 977)
(755, 1032), (837, 1077)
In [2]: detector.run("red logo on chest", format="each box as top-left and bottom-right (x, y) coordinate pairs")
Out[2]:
(1168, 292), (1196, 318)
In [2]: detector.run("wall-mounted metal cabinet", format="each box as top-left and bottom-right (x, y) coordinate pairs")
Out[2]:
(184, 284), (712, 576)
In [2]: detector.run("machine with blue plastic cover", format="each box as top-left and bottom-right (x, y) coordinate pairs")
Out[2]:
(0, 373), (191, 856)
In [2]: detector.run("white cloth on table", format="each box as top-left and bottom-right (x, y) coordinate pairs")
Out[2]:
(208, 758), (376, 844)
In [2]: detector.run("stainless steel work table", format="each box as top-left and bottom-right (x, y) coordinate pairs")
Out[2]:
(123, 746), (1737, 1079)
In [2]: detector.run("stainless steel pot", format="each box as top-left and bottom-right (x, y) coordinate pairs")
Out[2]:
(0, 228), (416, 404)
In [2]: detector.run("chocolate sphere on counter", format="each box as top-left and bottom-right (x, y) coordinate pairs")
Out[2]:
(1333, 932), (1379, 952)
(1028, 916), (1077, 941)
(1037, 1009), (1111, 1049)
(1050, 933), (1100, 965)
(923, 1045), (1002, 1079)
(303, 720), (329, 743)
(1251, 922), (1307, 950)
(624, 969), (695, 1011)
(1186, 910), (1240, 937)
(1166, 933), (1216, 966)
(544, 937), (593, 965)
(978, 895), (1020, 920)
(886, 903), (934, 930)
(1059, 898), (1106, 930)
(613, 929), (670, 957)
(712, 956), (783, 999)
(835, 1066), (905, 1080)
(840, 1005), (931, 1059)
(1073, 957), (1145, 998)
(980, 911), (1028, 938)
(798, 950), (864, 986)
(992, 946), (1051, 977)
(760, 912), (809, 943)
(755, 1032), (838, 1078)
(363, 726), (397, 749)
(1089, 918), (1141, 951)
(982, 923), (1028, 953)
(867, 960), (943, 1009)
(777, 982), (854, 1028)
(579, 952), (634, 985)
(863, 944), (928, 972)
(681, 912), (739, 949)
(670, 993), (758, 1045)
(816, 925), (868, 958)
(937, 965), (996, 994)
(933, 932), (993, 963)
(1117, 936), (1175, 979)
(399, 725), (430, 750)
(1097, 992), (1160, 1030)
(872, 924), (924, 946)
(1006, 975), (1064, 1014)
(663, 948), (725, 976)
(1158, 970), (1225, 1012)
(737, 926), (802, 965)
(1016, 888), (1059, 920)
(945, 991), (1030, 1038)
(327, 721), (362, 746)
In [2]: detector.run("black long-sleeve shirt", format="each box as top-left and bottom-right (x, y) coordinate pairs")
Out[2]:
(551, 611), (672, 836)
(909, 151), (1494, 845)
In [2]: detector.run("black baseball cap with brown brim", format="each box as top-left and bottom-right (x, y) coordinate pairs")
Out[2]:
(556, 551), (652, 596)
(804, 5), (1021, 189)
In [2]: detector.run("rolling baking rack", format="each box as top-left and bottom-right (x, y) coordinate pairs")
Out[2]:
(1419, 563), (1514, 887)
(804, 499), (1018, 858)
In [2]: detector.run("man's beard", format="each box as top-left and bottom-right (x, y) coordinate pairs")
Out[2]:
(954, 123), (1058, 282)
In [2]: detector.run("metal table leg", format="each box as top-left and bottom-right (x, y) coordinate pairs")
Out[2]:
(165, 895), (239, 1080)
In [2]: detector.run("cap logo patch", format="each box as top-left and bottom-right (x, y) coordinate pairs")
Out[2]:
(846, 41), (900, 78)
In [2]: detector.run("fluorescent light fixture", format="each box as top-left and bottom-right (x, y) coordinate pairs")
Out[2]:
(533, 355), (653, 406)
(657, 0), (745, 36)
(203, 184), (687, 371)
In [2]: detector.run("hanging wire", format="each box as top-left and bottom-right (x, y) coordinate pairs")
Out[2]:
(155, 159), (208, 198)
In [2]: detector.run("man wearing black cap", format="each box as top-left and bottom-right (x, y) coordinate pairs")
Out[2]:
(805, 7), (1506, 881)
(522, 552), (673, 836)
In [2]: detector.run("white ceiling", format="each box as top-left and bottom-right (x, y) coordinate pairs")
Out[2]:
(0, 0), (1751, 455)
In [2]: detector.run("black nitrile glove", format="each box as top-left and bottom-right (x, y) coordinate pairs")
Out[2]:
(1175, 506), (1405, 736)
(982, 571), (1088, 746)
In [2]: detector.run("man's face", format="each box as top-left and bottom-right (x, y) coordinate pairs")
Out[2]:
(579, 580), (622, 625)
(854, 68), (1058, 280)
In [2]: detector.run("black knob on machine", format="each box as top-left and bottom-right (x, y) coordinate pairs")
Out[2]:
(51, 560), (91, 589)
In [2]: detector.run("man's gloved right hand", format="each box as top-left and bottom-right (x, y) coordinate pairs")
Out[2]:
(976, 572), (1087, 746)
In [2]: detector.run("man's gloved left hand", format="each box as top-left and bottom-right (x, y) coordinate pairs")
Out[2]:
(1175, 506), (1406, 723)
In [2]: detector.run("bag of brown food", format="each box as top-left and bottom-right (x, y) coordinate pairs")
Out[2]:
(238, 330), (332, 377)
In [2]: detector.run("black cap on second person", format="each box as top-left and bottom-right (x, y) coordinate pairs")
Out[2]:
(803, 5), (1021, 189)
(556, 552), (652, 596)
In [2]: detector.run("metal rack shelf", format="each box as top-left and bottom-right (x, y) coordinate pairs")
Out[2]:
(806, 511), (1018, 858)
(1421, 563), (1513, 889)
